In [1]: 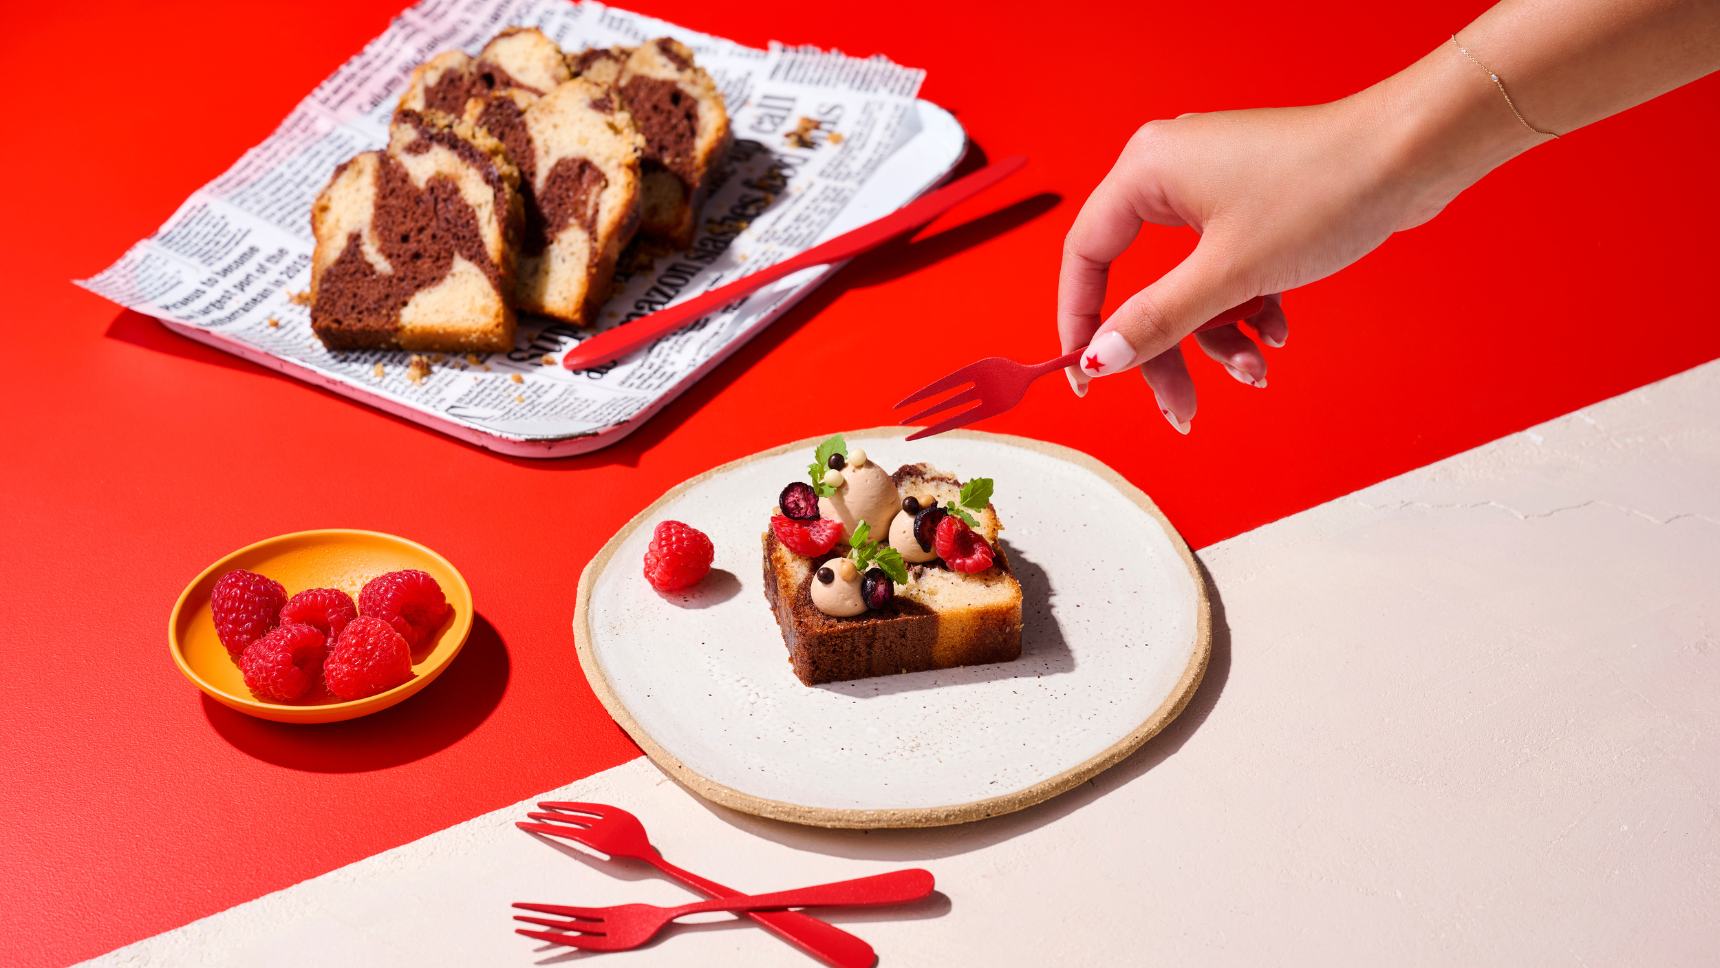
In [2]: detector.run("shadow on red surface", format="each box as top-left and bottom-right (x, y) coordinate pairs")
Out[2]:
(203, 613), (510, 772)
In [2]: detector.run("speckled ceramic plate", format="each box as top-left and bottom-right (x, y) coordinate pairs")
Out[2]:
(574, 428), (1209, 828)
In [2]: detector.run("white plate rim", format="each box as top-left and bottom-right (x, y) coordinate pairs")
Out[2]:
(572, 427), (1212, 828)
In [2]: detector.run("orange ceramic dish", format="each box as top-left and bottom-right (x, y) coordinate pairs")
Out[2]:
(169, 529), (473, 723)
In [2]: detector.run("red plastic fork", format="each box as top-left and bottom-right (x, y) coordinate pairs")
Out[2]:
(513, 868), (935, 952)
(559, 155), (1028, 371)
(892, 296), (1267, 440)
(517, 802), (876, 968)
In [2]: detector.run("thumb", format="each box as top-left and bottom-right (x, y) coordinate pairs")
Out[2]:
(1075, 240), (1253, 379)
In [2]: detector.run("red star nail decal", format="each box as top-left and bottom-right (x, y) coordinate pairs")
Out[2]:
(1083, 352), (1102, 371)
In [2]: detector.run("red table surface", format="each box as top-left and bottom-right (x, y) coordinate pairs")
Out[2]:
(3, 1), (1716, 964)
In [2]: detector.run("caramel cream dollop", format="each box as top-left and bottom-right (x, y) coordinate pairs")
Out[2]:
(888, 503), (939, 563)
(817, 448), (900, 539)
(810, 557), (866, 617)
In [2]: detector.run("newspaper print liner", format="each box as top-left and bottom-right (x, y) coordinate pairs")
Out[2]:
(75, 0), (966, 457)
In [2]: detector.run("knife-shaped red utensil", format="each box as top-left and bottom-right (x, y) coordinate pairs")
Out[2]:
(560, 154), (1027, 371)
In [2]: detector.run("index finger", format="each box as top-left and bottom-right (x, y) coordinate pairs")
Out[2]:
(1057, 173), (1144, 356)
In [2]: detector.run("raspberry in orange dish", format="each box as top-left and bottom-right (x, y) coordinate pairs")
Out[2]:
(359, 569), (452, 650)
(210, 569), (287, 657)
(324, 615), (416, 701)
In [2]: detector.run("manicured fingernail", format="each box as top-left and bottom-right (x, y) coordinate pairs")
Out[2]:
(1160, 407), (1191, 435)
(1078, 331), (1136, 377)
(1065, 368), (1088, 398)
(1223, 363), (1267, 388)
(1263, 333), (1286, 348)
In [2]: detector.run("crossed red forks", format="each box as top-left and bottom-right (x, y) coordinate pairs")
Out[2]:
(516, 801), (933, 966)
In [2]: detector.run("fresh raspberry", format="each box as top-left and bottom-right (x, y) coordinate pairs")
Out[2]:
(210, 569), (287, 658)
(935, 514), (996, 573)
(323, 615), (415, 701)
(279, 587), (357, 645)
(770, 514), (844, 558)
(643, 520), (715, 591)
(240, 623), (327, 702)
(358, 570), (452, 650)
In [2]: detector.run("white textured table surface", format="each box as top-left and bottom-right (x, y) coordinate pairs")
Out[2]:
(87, 362), (1720, 967)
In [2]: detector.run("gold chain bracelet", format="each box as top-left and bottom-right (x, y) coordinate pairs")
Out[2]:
(1450, 35), (1559, 138)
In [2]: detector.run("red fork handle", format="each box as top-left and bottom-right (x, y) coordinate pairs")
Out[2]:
(647, 855), (877, 968)
(561, 155), (1028, 371)
(1040, 295), (1268, 374)
(667, 869), (934, 919)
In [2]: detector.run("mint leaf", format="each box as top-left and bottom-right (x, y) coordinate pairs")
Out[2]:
(845, 520), (909, 585)
(945, 500), (978, 528)
(871, 546), (909, 584)
(808, 435), (847, 497)
(959, 477), (994, 511)
(813, 434), (846, 468)
(809, 461), (836, 497)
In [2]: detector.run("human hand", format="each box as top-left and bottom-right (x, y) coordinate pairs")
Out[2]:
(1057, 92), (1496, 432)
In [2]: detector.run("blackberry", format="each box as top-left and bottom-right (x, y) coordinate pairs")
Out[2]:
(861, 568), (894, 610)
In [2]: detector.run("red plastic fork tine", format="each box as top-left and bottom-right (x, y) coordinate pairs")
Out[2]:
(516, 927), (601, 948)
(900, 387), (983, 426)
(514, 914), (602, 933)
(537, 801), (610, 816)
(892, 367), (977, 410)
(525, 811), (592, 826)
(515, 822), (587, 841)
(905, 404), (993, 441)
(512, 902), (601, 918)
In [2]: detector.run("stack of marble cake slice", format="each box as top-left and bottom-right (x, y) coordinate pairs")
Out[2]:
(308, 27), (730, 353)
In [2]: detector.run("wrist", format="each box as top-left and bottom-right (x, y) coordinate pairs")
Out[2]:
(1357, 41), (1549, 226)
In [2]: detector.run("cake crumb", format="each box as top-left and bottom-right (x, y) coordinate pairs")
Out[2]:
(406, 354), (433, 384)
(266, 318), (280, 329)
(465, 353), (483, 366)
(785, 116), (822, 149)
(827, 130), (845, 144)
(513, 394), (526, 404)
(430, 353), (447, 364)
(372, 362), (386, 379)
(541, 354), (557, 366)
(288, 290), (311, 307)
(510, 373), (524, 384)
